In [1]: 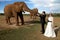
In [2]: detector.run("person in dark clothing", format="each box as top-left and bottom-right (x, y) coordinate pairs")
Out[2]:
(39, 11), (46, 34)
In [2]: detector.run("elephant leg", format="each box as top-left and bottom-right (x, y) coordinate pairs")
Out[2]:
(13, 11), (19, 26)
(35, 16), (36, 19)
(31, 15), (33, 19)
(5, 17), (8, 24)
(34, 15), (36, 19)
(18, 12), (24, 25)
(20, 15), (24, 25)
(30, 15), (32, 19)
(34, 14), (37, 19)
(5, 17), (11, 25)
(15, 14), (19, 26)
(8, 17), (12, 25)
(30, 14), (32, 19)
(35, 15), (36, 19)
(33, 14), (35, 20)
(33, 14), (36, 19)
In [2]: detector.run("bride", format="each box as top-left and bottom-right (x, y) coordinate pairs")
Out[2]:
(44, 13), (56, 38)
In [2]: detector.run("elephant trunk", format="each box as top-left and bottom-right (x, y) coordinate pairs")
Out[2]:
(23, 3), (31, 12)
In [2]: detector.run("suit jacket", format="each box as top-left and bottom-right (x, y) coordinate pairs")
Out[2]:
(39, 14), (46, 24)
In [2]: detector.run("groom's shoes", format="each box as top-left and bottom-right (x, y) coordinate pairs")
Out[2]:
(40, 31), (44, 34)
(41, 31), (44, 34)
(40, 32), (44, 34)
(42, 33), (44, 34)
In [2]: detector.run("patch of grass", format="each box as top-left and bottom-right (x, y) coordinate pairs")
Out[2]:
(0, 24), (41, 40)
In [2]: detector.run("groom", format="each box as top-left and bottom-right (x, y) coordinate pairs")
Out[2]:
(39, 11), (46, 34)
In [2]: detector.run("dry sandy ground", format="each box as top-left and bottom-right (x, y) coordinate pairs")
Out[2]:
(0, 15), (60, 30)
(0, 15), (38, 30)
(0, 15), (60, 40)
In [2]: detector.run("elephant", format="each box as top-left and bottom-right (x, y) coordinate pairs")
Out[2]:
(14, 2), (38, 19)
(30, 8), (38, 19)
(4, 2), (38, 26)
(4, 3), (24, 26)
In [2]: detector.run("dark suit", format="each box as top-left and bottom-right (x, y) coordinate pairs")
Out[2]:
(39, 14), (46, 34)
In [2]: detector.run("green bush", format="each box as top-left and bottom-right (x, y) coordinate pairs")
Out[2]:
(53, 13), (60, 17)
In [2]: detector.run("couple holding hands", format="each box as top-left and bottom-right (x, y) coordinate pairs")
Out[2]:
(37, 11), (56, 38)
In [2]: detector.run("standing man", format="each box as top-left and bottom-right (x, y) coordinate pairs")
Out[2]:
(39, 11), (46, 34)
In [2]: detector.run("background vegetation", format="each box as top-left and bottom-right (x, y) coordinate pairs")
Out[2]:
(0, 13), (60, 17)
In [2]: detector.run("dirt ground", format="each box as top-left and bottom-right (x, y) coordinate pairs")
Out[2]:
(0, 15), (60, 40)
(0, 15), (60, 29)
(0, 15), (40, 30)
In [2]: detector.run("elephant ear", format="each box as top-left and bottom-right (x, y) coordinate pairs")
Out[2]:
(13, 5), (23, 12)
(13, 2), (24, 11)
(12, 5), (20, 12)
(19, 4), (23, 11)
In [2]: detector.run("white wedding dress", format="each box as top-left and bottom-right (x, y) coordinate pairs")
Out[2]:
(44, 16), (56, 38)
